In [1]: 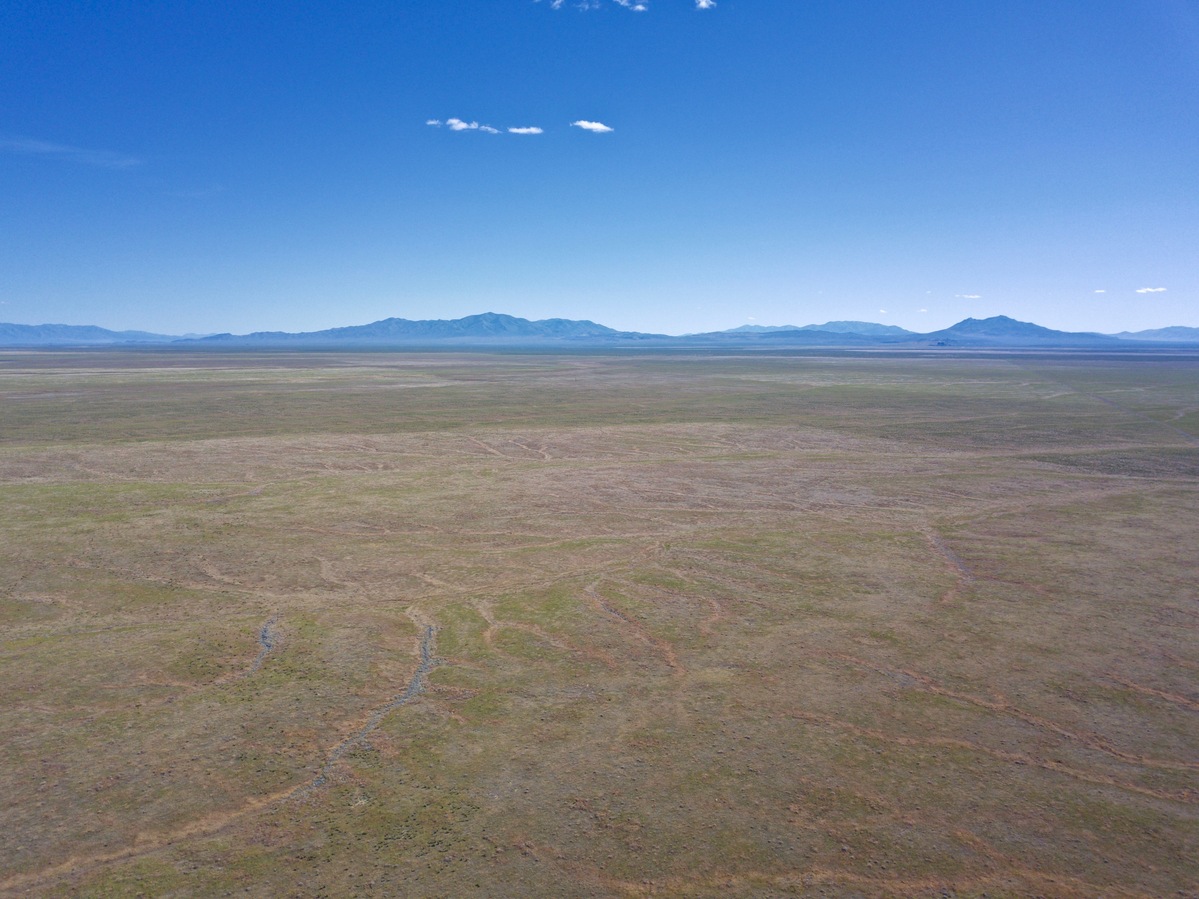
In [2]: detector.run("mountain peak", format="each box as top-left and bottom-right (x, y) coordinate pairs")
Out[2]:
(923, 315), (1117, 345)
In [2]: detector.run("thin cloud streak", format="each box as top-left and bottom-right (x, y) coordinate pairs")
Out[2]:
(427, 118), (502, 133)
(1136, 287), (1167, 293)
(537, 0), (715, 11)
(572, 120), (614, 133)
(428, 119), (543, 135)
(0, 136), (141, 169)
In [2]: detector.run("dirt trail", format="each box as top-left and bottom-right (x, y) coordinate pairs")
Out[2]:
(1, 628), (446, 896)
(584, 580), (683, 672)
(821, 650), (1199, 776)
(925, 531), (974, 604)
(316, 557), (345, 587)
(475, 599), (618, 669)
(1109, 677), (1199, 712)
(570, 851), (1161, 899)
(1015, 366), (1199, 447)
(510, 437), (552, 461)
(785, 705), (1196, 804)
(292, 625), (439, 796)
(926, 533), (973, 582)
(0, 784), (298, 896)
(1086, 393), (1199, 446)
(465, 435), (509, 458)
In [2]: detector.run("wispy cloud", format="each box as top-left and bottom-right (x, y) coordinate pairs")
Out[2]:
(1093, 289), (1106, 294)
(536, 0), (698, 11)
(428, 119), (542, 136)
(539, 0), (717, 10)
(0, 136), (141, 169)
(427, 118), (503, 134)
(1136, 287), (1167, 293)
(572, 120), (614, 133)
(955, 294), (982, 299)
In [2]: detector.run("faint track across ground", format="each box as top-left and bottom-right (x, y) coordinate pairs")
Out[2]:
(292, 624), (440, 797)
(1011, 364), (1199, 447)
(0, 623), (442, 894)
(819, 650), (1199, 778)
(584, 580), (683, 672)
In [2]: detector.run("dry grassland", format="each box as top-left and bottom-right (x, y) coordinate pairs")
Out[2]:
(1, 349), (1197, 897)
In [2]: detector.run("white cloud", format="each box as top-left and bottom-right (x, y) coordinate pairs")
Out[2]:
(919, 308), (928, 313)
(439, 118), (501, 134)
(572, 120), (614, 133)
(1136, 287), (1167, 293)
(879, 309), (887, 314)
(430, 119), (544, 136)
(535, 0), (715, 11)
(538, 0), (652, 11)
(0, 136), (141, 169)
(955, 294), (981, 299)
(1093, 289), (1106, 294)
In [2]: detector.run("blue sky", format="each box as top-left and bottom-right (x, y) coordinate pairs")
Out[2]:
(2, 0), (1196, 335)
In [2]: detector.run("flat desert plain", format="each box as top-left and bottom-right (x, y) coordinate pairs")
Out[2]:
(1, 349), (1197, 898)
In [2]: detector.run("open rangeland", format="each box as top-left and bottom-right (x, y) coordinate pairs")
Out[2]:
(1, 349), (1196, 898)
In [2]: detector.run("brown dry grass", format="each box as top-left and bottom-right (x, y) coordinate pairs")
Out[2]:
(1, 348), (1196, 897)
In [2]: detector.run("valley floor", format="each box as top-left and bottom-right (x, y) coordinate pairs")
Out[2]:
(1, 349), (1196, 897)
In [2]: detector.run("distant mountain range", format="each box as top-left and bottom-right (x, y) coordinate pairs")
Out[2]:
(191, 312), (642, 345)
(0, 322), (180, 346)
(723, 321), (915, 337)
(1111, 326), (1199, 342)
(2, 313), (1197, 348)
